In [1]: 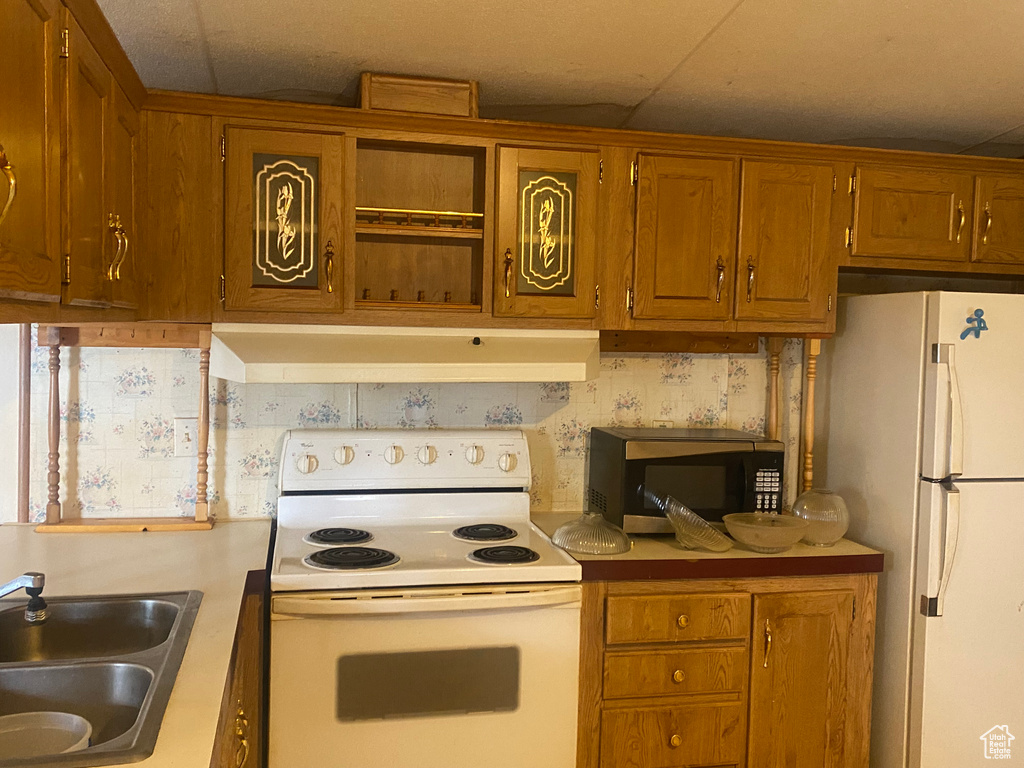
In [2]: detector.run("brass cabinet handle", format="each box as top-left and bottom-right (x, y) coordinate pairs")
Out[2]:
(676, 614), (689, 629)
(503, 248), (513, 298)
(107, 214), (123, 281)
(0, 145), (15, 228)
(746, 257), (755, 303)
(982, 204), (992, 245)
(234, 706), (250, 767)
(594, 284), (600, 310)
(955, 201), (965, 244)
(763, 618), (772, 668)
(715, 256), (725, 303)
(626, 286), (634, 313)
(234, 737), (250, 768)
(672, 669), (685, 683)
(114, 221), (128, 280)
(325, 240), (335, 293)
(669, 734), (682, 748)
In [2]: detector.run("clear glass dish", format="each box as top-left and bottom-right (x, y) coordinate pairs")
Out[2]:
(792, 489), (850, 546)
(552, 512), (632, 555)
(722, 512), (808, 553)
(641, 487), (733, 552)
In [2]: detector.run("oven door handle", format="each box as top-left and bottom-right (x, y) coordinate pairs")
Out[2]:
(272, 585), (582, 617)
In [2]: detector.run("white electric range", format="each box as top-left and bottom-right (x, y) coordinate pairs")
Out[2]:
(268, 429), (582, 768)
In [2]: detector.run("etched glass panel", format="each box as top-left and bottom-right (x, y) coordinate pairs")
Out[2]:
(516, 170), (576, 297)
(252, 153), (319, 288)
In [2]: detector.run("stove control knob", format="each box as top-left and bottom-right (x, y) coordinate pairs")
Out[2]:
(384, 445), (405, 465)
(465, 445), (485, 465)
(497, 452), (518, 473)
(295, 453), (320, 474)
(334, 445), (355, 466)
(417, 445), (438, 465)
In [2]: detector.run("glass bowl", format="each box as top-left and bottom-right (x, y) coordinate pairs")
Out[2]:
(792, 489), (849, 546)
(642, 487), (732, 553)
(552, 513), (632, 555)
(722, 513), (809, 553)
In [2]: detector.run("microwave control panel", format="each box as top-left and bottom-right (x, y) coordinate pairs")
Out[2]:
(754, 468), (782, 512)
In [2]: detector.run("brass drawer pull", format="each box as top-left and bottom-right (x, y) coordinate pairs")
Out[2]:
(672, 669), (685, 683)
(669, 734), (682, 748)
(715, 256), (725, 303)
(746, 256), (755, 302)
(763, 618), (773, 668)
(955, 201), (965, 244)
(982, 204), (992, 245)
(0, 145), (15, 228)
(676, 614), (689, 629)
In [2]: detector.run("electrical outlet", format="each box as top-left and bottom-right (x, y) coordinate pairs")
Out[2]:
(174, 417), (199, 457)
(652, 420), (674, 428)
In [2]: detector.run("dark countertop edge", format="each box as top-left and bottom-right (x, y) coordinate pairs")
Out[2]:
(579, 552), (884, 581)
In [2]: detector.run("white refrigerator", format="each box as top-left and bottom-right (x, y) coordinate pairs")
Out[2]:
(822, 291), (1024, 767)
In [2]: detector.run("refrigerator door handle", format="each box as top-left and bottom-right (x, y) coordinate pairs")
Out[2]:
(921, 483), (961, 617)
(933, 343), (964, 478)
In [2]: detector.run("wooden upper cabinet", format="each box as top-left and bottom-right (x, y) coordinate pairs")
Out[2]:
(494, 146), (598, 318)
(64, 15), (113, 307)
(633, 154), (737, 321)
(223, 126), (345, 312)
(0, 0), (62, 303)
(852, 165), (974, 262)
(748, 590), (854, 768)
(107, 85), (139, 308)
(735, 160), (836, 322)
(973, 174), (1024, 264)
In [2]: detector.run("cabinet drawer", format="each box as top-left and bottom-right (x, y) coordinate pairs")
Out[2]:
(604, 647), (746, 699)
(600, 702), (744, 768)
(605, 593), (750, 644)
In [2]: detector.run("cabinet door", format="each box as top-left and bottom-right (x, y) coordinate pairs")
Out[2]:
(0, 0), (62, 303)
(224, 127), (344, 312)
(852, 165), (973, 262)
(973, 174), (1024, 264)
(494, 146), (598, 318)
(735, 160), (836, 322)
(64, 15), (112, 307)
(748, 590), (854, 768)
(633, 154), (737, 321)
(107, 85), (139, 308)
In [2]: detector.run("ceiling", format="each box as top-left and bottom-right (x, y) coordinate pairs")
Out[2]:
(98, 0), (1024, 157)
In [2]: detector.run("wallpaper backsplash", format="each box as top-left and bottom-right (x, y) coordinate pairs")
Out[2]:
(25, 336), (806, 522)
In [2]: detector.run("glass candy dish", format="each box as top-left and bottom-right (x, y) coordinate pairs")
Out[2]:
(552, 512), (632, 555)
(722, 512), (808, 553)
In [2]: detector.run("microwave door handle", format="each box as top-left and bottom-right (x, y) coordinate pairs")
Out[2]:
(272, 586), (582, 618)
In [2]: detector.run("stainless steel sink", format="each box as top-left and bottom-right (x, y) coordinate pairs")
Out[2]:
(0, 597), (180, 663)
(0, 591), (202, 767)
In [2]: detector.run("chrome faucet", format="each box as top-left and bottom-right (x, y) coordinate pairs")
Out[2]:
(0, 572), (48, 624)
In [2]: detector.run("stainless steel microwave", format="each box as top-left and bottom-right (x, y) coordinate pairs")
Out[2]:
(587, 427), (785, 533)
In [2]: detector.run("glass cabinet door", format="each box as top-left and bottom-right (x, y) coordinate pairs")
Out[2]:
(223, 126), (344, 312)
(494, 146), (598, 318)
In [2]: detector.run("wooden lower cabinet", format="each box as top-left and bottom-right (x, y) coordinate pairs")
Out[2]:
(211, 570), (265, 768)
(578, 574), (876, 768)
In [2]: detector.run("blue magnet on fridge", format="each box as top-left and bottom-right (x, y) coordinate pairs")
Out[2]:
(960, 308), (988, 339)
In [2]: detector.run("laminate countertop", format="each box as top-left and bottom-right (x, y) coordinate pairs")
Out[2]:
(0, 518), (272, 767)
(532, 513), (883, 580)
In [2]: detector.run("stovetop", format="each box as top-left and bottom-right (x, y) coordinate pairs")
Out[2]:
(271, 428), (580, 592)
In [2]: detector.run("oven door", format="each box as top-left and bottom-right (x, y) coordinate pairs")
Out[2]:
(269, 583), (582, 768)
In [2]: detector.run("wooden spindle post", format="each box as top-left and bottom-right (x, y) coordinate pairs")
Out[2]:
(766, 338), (784, 441)
(195, 346), (210, 522)
(802, 339), (822, 493)
(46, 344), (61, 524)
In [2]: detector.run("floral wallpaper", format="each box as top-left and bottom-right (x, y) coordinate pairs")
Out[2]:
(23, 334), (805, 522)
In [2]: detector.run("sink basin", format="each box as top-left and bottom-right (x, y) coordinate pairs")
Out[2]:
(0, 663), (152, 747)
(0, 591), (202, 768)
(0, 598), (179, 663)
